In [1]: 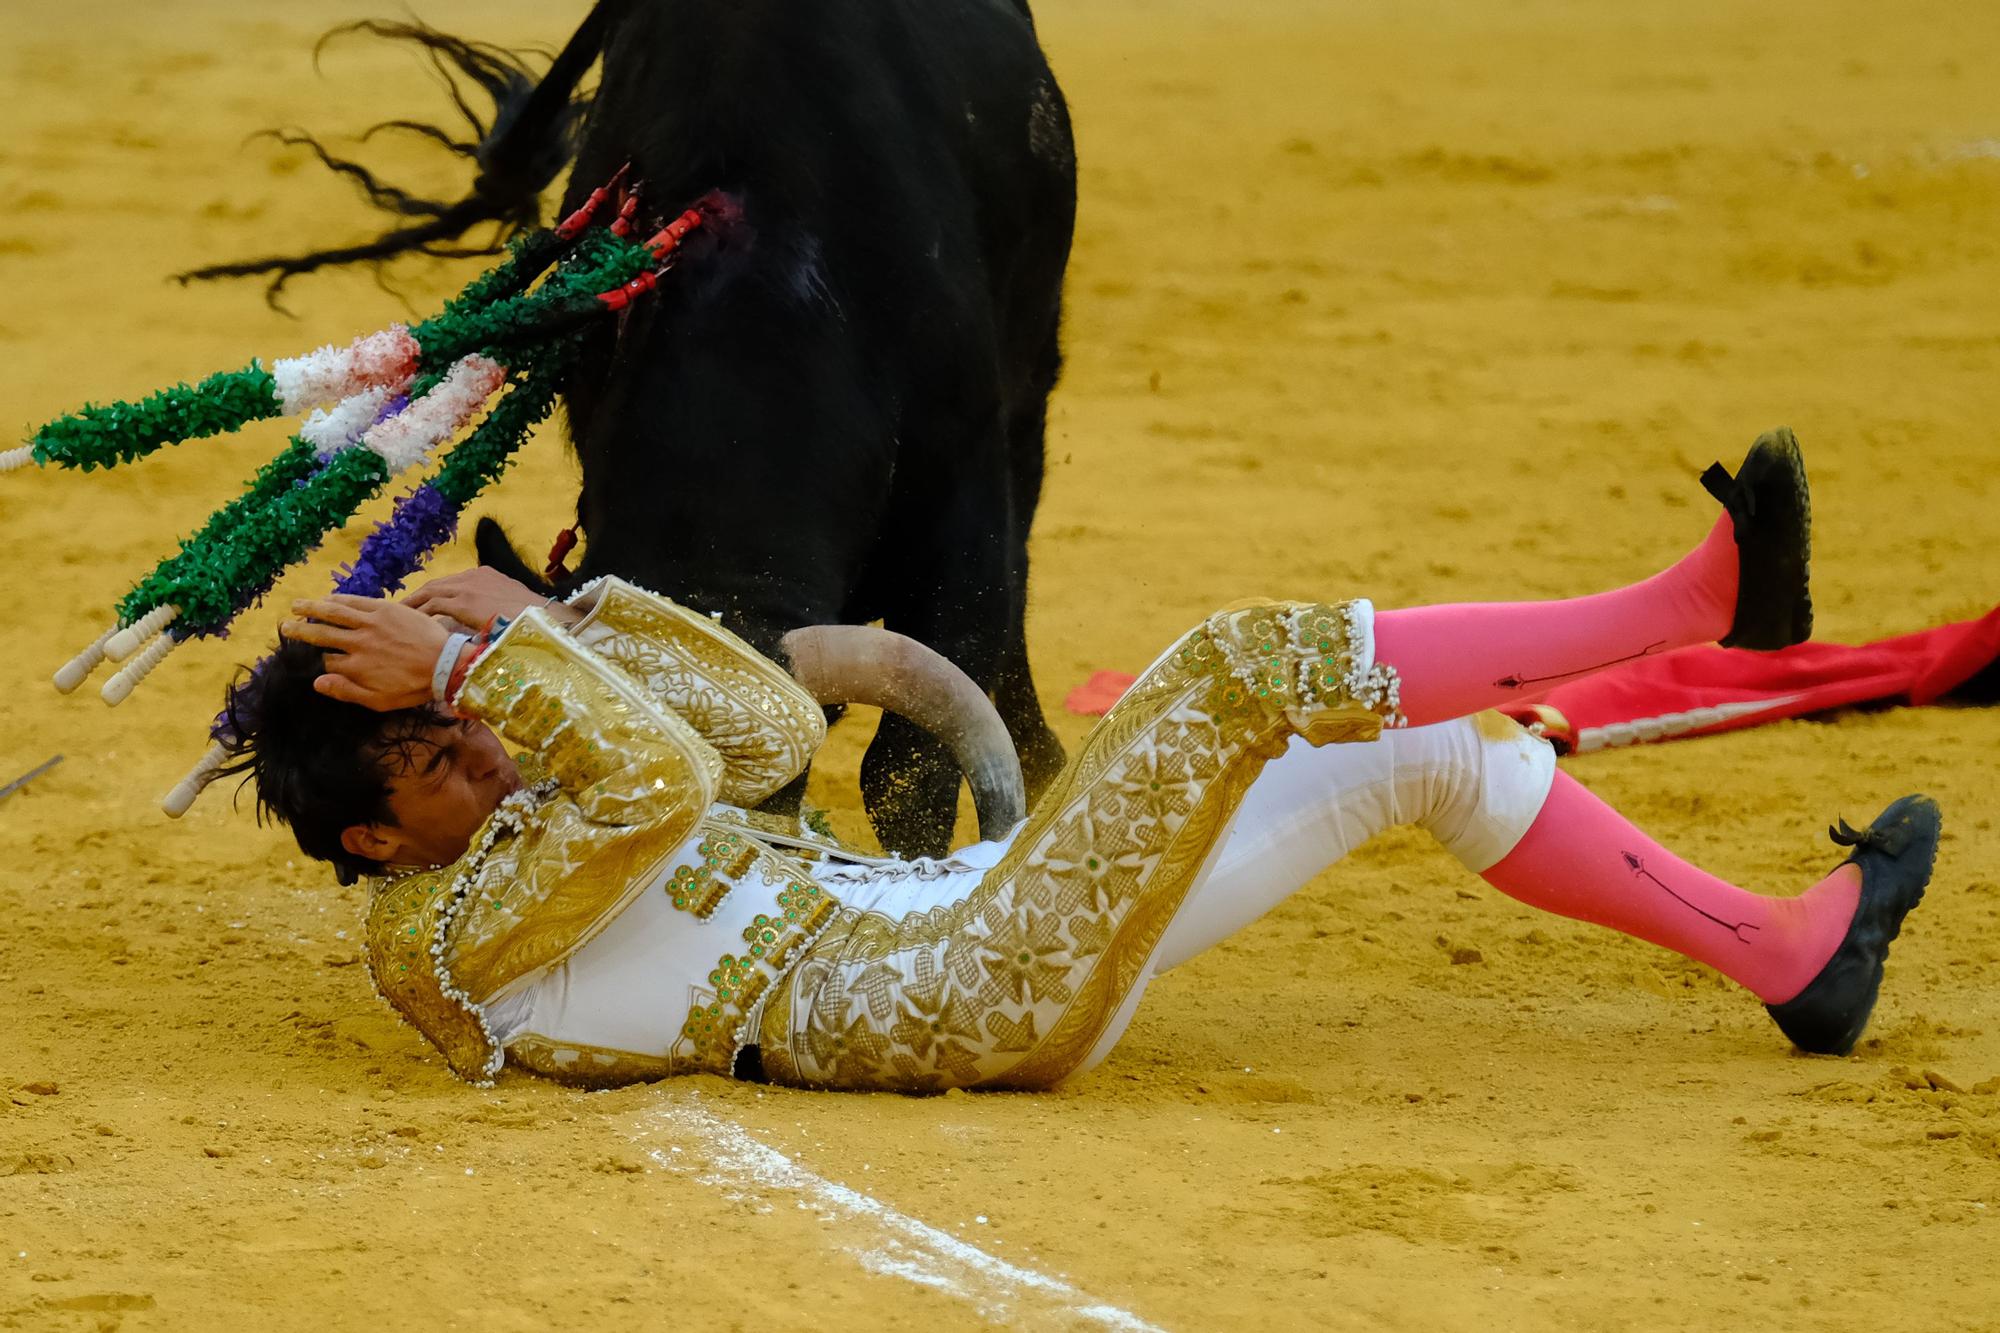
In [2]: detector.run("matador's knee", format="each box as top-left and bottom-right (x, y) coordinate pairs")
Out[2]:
(1189, 599), (1405, 745)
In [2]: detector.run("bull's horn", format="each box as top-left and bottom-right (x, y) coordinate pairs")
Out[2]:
(780, 625), (1026, 841)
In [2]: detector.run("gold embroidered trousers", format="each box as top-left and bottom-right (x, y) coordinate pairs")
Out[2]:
(753, 599), (1403, 1091)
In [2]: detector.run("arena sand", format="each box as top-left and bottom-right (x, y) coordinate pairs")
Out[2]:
(2, 0), (1996, 1327)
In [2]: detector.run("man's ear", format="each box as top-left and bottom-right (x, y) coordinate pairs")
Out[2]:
(341, 823), (397, 864)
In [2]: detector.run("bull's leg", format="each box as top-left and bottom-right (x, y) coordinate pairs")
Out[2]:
(994, 317), (1068, 806)
(860, 477), (1015, 858)
(991, 500), (1065, 808)
(992, 633), (1065, 805)
(859, 710), (966, 858)
(859, 540), (1055, 855)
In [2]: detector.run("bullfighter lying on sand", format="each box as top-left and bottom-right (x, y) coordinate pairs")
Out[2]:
(227, 430), (1939, 1090)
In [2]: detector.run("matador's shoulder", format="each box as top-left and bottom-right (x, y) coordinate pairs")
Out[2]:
(565, 576), (825, 806)
(363, 863), (504, 1085)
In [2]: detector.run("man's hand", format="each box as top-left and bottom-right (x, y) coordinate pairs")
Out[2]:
(283, 595), (453, 711)
(404, 567), (582, 630)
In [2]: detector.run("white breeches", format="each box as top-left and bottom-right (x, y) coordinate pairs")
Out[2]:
(817, 712), (1557, 1074)
(489, 712), (1556, 1085)
(1152, 712), (1556, 972)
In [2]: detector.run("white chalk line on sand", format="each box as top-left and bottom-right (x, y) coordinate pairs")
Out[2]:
(634, 1097), (1163, 1331)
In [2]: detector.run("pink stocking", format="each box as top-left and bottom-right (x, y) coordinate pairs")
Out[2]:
(1374, 515), (1738, 727)
(1482, 770), (1858, 1002)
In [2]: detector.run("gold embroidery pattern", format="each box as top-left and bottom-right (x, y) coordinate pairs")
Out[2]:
(365, 865), (500, 1083)
(505, 1034), (678, 1089)
(448, 616), (722, 996)
(727, 807), (805, 840)
(678, 853), (840, 1076)
(664, 830), (756, 918)
(365, 611), (722, 1082)
(569, 578), (827, 808)
(707, 803), (893, 867)
(758, 600), (1396, 1092)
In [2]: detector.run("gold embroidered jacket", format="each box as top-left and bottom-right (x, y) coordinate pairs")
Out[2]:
(363, 579), (834, 1084)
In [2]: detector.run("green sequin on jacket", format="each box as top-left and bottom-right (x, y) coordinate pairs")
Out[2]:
(362, 580), (831, 1085)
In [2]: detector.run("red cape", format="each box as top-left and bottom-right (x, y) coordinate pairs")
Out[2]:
(1498, 605), (2000, 753)
(1065, 606), (2000, 755)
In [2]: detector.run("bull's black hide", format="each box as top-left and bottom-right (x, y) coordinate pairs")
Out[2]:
(194, 0), (1077, 856)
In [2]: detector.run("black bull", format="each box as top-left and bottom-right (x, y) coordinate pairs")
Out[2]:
(202, 0), (1078, 856)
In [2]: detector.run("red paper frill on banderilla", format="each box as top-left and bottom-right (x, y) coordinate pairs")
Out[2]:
(1063, 606), (2000, 755)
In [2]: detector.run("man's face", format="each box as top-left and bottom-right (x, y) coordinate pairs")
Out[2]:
(364, 717), (522, 869)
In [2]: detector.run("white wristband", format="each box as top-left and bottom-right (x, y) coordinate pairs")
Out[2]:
(432, 632), (473, 706)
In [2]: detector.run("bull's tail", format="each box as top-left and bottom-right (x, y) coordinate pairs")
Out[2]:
(179, 3), (615, 303)
(473, 517), (556, 596)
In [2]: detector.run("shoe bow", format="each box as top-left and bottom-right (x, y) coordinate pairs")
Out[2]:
(1700, 461), (1757, 520)
(1829, 817), (1909, 857)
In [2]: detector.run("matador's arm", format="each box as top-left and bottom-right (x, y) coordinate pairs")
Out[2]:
(364, 609), (732, 1082)
(561, 577), (827, 807)
(455, 606), (725, 827)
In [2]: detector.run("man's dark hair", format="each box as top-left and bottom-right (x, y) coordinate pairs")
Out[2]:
(218, 637), (448, 885)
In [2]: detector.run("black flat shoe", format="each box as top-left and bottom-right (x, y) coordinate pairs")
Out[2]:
(1766, 794), (1941, 1056)
(1701, 427), (1813, 650)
